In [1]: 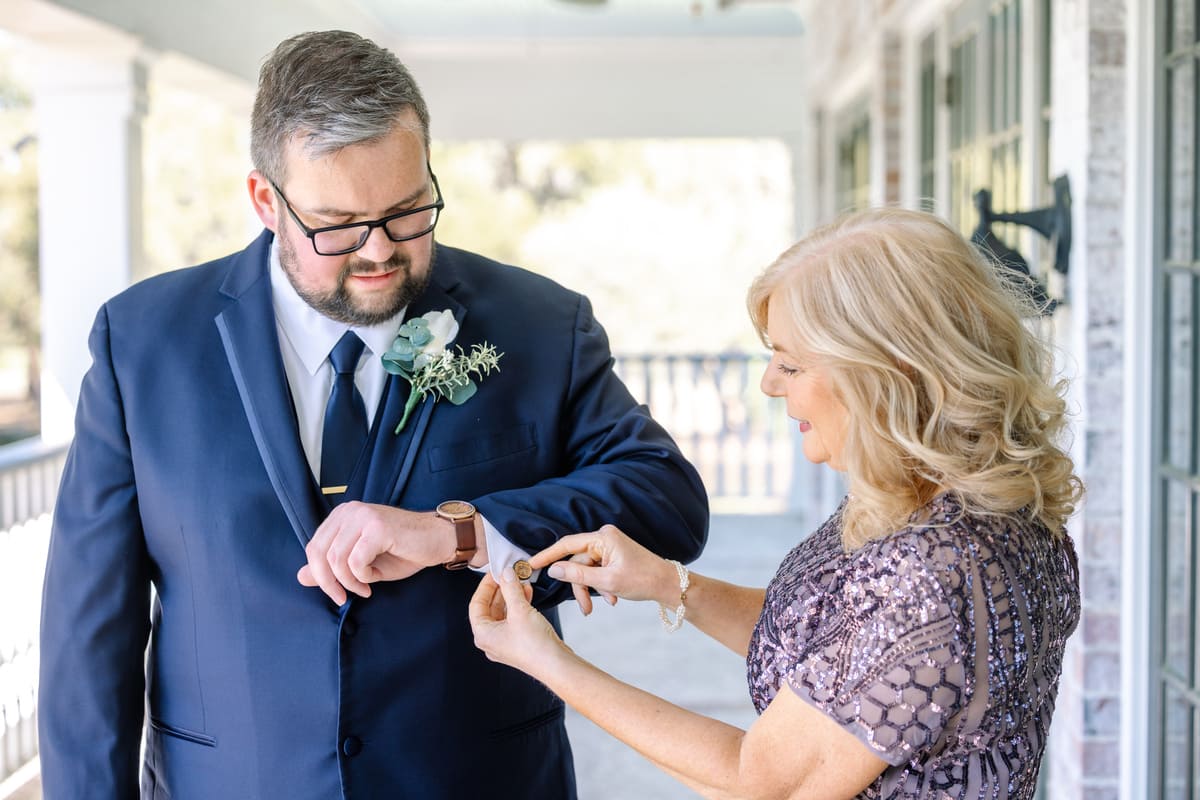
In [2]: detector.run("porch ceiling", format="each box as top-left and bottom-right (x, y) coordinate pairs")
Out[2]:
(6, 0), (809, 139)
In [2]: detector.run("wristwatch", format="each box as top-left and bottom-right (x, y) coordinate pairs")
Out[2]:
(435, 500), (477, 571)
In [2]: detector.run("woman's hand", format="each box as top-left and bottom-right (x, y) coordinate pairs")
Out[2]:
(530, 524), (679, 615)
(469, 568), (573, 678)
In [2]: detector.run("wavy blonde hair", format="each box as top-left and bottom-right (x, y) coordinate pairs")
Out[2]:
(748, 208), (1082, 548)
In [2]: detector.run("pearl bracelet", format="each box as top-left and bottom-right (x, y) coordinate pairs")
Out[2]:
(657, 559), (689, 633)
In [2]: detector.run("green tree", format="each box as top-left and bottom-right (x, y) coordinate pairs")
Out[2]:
(432, 138), (793, 354)
(0, 50), (41, 425)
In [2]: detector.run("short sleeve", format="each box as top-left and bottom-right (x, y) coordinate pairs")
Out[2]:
(784, 537), (969, 766)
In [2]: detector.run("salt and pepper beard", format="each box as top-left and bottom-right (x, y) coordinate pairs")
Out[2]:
(276, 221), (432, 326)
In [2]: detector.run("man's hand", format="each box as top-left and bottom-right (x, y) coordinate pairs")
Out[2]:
(296, 502), (456, 604)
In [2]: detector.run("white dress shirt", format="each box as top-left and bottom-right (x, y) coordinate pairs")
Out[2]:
(268, 241), (530, 576)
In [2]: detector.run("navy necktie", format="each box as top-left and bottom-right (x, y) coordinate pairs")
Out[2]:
(320, 331), (368, 500)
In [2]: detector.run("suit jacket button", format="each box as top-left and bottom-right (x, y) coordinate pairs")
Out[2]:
(342, 735), (362, 757)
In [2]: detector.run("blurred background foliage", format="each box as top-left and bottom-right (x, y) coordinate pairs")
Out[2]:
(1, 38), (794, 441)
(0, 46), (40, 442)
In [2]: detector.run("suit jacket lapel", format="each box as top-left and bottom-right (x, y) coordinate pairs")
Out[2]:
(215, 231), (326, 547)
(360, 258), (466, 507)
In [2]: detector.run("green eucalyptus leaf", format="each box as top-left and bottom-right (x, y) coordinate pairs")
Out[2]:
(389, 340), (417, 358)
(381, 359), (412, 377)
(408, 328), (432, 347)
(446, 380), (477, 405)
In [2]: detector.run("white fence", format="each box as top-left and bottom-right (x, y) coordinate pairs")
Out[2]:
(0, 439), (67, 790)
(613, 352), (793, 512)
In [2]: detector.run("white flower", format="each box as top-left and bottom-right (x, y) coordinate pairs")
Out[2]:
(413, 309), (459, 369)
(423, 309), (459, 350)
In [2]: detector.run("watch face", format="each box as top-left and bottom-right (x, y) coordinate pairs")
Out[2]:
(437, 500), (475, 520)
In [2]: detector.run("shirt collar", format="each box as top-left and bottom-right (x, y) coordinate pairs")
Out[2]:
(268, 239), (406, 375)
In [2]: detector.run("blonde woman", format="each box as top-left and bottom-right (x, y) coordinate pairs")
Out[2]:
(469, 208), (1082, 800)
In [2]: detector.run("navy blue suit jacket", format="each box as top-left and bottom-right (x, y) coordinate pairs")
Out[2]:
(38, 231), (708, 799)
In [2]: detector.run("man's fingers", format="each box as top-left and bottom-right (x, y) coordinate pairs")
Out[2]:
(327, 533), (373, 599)
(347, 535), (394, 594)
(303, 531), (348, 606)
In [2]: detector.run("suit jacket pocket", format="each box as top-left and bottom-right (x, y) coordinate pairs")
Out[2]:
(149, 716), (217, 747)
(428, 423), (537, 473)
(487, 705), (564, 742)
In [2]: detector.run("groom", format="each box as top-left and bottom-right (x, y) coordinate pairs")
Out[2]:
(38, 30), (708, 800)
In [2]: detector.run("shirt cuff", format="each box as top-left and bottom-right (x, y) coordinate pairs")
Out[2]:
(470, 514), (541, 581)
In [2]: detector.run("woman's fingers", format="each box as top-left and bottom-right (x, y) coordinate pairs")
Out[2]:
(528, 532), (602, 570)
(546, 559), (611, 593)
(572, 581), (594, 616)
(468, 573), (501, 625)
(496, 566), (532, 611)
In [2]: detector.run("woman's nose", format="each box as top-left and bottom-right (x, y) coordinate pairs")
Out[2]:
(760, 363), (782, 398)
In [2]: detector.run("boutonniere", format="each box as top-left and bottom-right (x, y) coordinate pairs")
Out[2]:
(382, 309), (503, 434)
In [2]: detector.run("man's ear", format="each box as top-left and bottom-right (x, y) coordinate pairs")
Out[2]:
(247, 170), (280, 232)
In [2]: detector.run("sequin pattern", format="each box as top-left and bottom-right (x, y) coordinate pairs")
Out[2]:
(745, 493), (1080, 799)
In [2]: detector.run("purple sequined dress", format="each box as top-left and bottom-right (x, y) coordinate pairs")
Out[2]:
(746, 493), (1080, 799)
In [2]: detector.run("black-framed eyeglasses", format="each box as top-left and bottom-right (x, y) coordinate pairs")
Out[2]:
(272, 171), (444, 256)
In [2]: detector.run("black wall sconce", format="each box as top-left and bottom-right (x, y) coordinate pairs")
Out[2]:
(970, 173), (1072, 314)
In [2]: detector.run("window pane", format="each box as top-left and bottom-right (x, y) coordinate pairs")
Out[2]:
(1041, 0), (1052, 108)
(965, 36), (976, 141)
(990, 12), (1001, 133)
(951, 43), (963, 149)
(1167, 61), (1196, 263)
(1166, 271), (1194, 471)
(920, 37), (936, 205)
(1163, 479), (1194, 679)
(1169, 0), (1196, 54)
(1162, 685), (1194, 799)
(1013, 0), (1022, 128)
(1001, 4), (1010, 130)
(836, 113), (870, 213)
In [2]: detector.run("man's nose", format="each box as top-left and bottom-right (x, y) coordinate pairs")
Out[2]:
(356, 226), (397, 263)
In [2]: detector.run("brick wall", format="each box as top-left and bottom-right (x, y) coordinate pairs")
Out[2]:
(1046, 0), (1128, 797)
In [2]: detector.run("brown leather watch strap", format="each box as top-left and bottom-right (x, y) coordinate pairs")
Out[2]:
(436, 500), (477, 570)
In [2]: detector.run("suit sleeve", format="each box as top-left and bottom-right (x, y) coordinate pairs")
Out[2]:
(39, 305), (151, 799)
(471, 295), (709, 604)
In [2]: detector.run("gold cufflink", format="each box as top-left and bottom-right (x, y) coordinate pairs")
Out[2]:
(513, 560), (533, 581)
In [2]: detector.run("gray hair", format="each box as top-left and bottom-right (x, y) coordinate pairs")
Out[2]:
(250, 30), (431, 185)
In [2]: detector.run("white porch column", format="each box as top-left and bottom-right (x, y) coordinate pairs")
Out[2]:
(33, 37), (147, 443)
